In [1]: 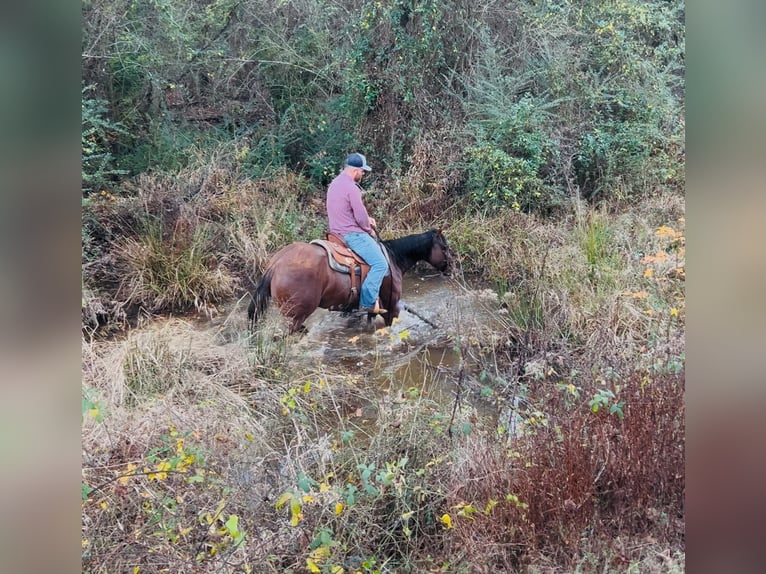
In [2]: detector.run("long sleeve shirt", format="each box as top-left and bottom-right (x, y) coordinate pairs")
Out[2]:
(326, 171), (372, 237)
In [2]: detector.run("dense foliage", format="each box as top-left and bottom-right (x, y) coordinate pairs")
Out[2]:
(83, 0), (684, 209)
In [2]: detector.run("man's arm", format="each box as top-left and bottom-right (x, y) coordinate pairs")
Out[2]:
(348, 185), (372, 233)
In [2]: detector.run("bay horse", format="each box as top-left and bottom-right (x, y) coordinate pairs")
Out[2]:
(248, 229), (453, 333)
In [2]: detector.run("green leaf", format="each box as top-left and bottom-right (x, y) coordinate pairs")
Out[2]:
(345, 484), (357, 506)
(225, 514), (239, 536)
(82, 482), (94, 500)
(320, 528), (333, 545)
(297, 472), (316, 493)
(364, 484), (379, 496)
(225, 514), (244, 543)
(609, 401), (625, 419)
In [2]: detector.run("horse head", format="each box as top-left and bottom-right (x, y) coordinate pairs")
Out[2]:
(429, 228), (456, 275)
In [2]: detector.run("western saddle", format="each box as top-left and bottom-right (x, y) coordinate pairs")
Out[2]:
(310, 232), (371, 307)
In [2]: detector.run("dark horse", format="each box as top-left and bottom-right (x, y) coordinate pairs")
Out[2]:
(248, 229), (453, 333)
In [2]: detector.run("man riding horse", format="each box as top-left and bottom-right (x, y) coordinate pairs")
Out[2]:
(247, 152), (454, 334)
(325, 152), (388, 315)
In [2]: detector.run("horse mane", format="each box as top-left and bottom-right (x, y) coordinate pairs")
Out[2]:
(382, 229), (438, 272)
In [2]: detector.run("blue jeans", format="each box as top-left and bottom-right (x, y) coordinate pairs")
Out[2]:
(343, 232), (389, 308)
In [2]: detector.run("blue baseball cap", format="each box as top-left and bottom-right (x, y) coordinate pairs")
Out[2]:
(346, 152), (372, 172)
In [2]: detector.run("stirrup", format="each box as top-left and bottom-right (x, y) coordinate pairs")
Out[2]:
(360, 300), (387, 314)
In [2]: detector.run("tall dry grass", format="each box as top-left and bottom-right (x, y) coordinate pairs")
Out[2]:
(443, 193), (684, 376)
(83, 155), (327, 326)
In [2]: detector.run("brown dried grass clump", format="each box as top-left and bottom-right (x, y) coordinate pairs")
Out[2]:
(114, 216), (237, 314)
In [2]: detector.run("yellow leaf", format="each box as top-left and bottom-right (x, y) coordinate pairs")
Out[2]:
(456, 504), (478, 519)
(621, 290), (648, 299)
(302, 495), (315, 504)
(88, 407), (100, 419)
(118, 462), (138, 485)
(99, 500), (108, 510)
(398, 329), (410, 341)
(440, 513), (453, 529)
(484, 499), (499, 514)
(244, 432), (254, 441)
(275, 491), (293, 510)
(306, 560), (321, 574)
(670, 308), (679, 317)
(133, 567), (140, 574)
(335, 502), (344, 515)
(331, 566), (345, 574)
(290, 499), (302, 526)
(347, 335), (360, 344)
(643, 268), (654, 278)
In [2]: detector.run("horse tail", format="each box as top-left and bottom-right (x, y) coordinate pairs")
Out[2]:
(248, 269), (273, 331)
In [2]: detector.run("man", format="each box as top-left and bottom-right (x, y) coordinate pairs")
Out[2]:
(326, 152), (389, 314)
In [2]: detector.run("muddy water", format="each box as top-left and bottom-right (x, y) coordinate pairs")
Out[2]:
(284, 268), (507, 415)
(294, 270), (455, 364)
(203, 268), (506, 428)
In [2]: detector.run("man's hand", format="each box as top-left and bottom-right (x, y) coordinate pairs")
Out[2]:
(369, 217), (377, 228)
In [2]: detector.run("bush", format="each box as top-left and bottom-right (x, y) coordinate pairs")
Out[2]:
(116, 216), (236, 313)
(447, 370), (684, 571)
(82, 85), (128, 193)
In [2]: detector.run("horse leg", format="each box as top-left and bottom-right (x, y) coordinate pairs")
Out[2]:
(293, 322), (308, 335)
(283, 300), (318, 335)
(290, 315), (309, 335)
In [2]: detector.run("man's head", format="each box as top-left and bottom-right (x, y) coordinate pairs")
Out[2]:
(345, 152), (371, 182)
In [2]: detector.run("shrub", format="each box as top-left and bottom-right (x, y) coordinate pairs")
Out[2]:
(116, 216), (236, 313)
(82, 85), (127, 193)
(447, 370), (685, 570)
